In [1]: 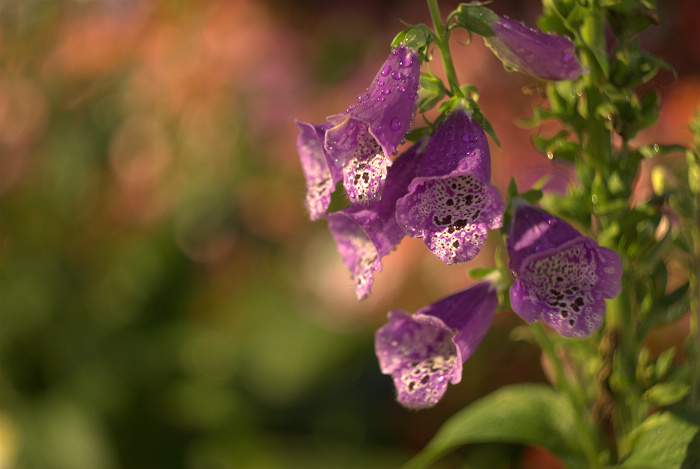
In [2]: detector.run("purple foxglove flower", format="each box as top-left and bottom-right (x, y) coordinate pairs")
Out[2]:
(395, 107), (504, 264)
(326, 141), (424, 299)
(375, 281), (498, 408)
(325, 45), (420, 203)
(506, 203), (623, 338)
(295, 121), (343, 221)
(484, 16), (583, 81)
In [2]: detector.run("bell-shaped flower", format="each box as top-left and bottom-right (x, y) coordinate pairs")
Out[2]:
(325, 45), (420, 203)
(395, 106), (504, 264)
(506, 202), (622, 338)
(484, 16), (583, 81)
(375, 281), (498, 408)
(295, 121), (343, 221)
(326, 141), (424, 300)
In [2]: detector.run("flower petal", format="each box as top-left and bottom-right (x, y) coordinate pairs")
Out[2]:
(506, 201), (582, 274)
(485, 16), (583, 81)
(418, 281), (497, 361)
(396, 108), (504, 264)
(375, 282), (497, 408)
(375, 310), (460, 408)
(326, 142), (423, 299)
(506, 204), (623, 338)
(325, 45), (420, 203)
(295, 120), (342, 220)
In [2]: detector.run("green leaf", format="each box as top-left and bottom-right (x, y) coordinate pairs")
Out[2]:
(391, 24), (435, 61)
(644, 382), (691, 407)
(404, 126), (433, 142)
(417, 72), (447, 113)
(468, 98), (500, 147)
(452, 4), (498, 37)
(468, 266), (496, 279)
(621, 412), (700, 468)
(403, 384), (588, 469)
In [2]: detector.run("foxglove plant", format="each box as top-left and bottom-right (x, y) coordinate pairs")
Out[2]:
(295, 121), (342, 221)
(506, 201), (622, 338)
(396, 105), (504, 264)
(375, 281), (497, 408)
(326, 141), (424, 299)
(325, 45), (421, 204)
(296, 0), (700, 467)
(484, 16), (583, 81)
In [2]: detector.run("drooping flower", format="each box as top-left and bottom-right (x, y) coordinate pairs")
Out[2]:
(506, 202), (622, 338)
(326, 141), (424, 299)
(295, 121), (343, 221)
(395, 106), (504, 264)
(484, 16), (583, 81)
(375, 281), (498, 408)
(325, 45), (420, 203)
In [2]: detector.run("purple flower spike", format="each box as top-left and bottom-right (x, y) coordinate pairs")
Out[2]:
(295, 121), (343, 221)
(395, 107), (504, 264)
(325, 45), (420, 203)
(326, 142), (424, 299)
(485, 16), (583, 81)
(375, 281), (497, 408)
(506, 203), (623, 338)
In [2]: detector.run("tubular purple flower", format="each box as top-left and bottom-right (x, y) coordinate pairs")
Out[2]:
(326, 141), (424, 300)
(295, 121), (343, 221)
(506, 202), (623, 338)
(375, 281), (498, 408)
(395, 106), (504, 264)
(325, 45), (420, 204)
(484, 16), (583, 81)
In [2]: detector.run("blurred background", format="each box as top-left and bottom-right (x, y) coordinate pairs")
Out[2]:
(1, 0), (698, 468)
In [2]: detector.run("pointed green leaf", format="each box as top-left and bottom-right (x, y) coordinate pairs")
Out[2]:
(621, 412), (700, 468)
(403, 384), (588, 469)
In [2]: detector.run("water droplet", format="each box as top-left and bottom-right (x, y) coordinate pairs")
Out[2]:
(400, 56), (413, 68)
(653, 143), (660, 152)
(398, 86), (406, 92)
(377, 79), (384, 86)
(591, 194), (599, 204)
(462, 134), (477, 143)
(382, 89), (391, 95)
(391, 118), (401, 131)
(391, 71), (402, 80)
(408, 92), (415, 100)
(377, 96), (385, 102)
(546, 151), (554, 160)
(358, 93), (369, 102)
(381, 65), (391, 76)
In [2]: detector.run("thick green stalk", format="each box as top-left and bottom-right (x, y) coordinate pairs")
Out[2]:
(531, 323), (601, 467)
(578, 2), (639, 461)
(426, 0), (463, 98)
(689, 150), (700, 409)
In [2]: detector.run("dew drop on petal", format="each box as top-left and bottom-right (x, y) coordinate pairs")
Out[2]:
(391, 118), (401, 131)
(381, 65), (391, 76)
(391, 71), (402, 80)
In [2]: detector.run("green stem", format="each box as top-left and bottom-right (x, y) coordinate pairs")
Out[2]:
(530, 323), (601, 467)
(689, 151), (700, 410)
(427, 0), (463, 98)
